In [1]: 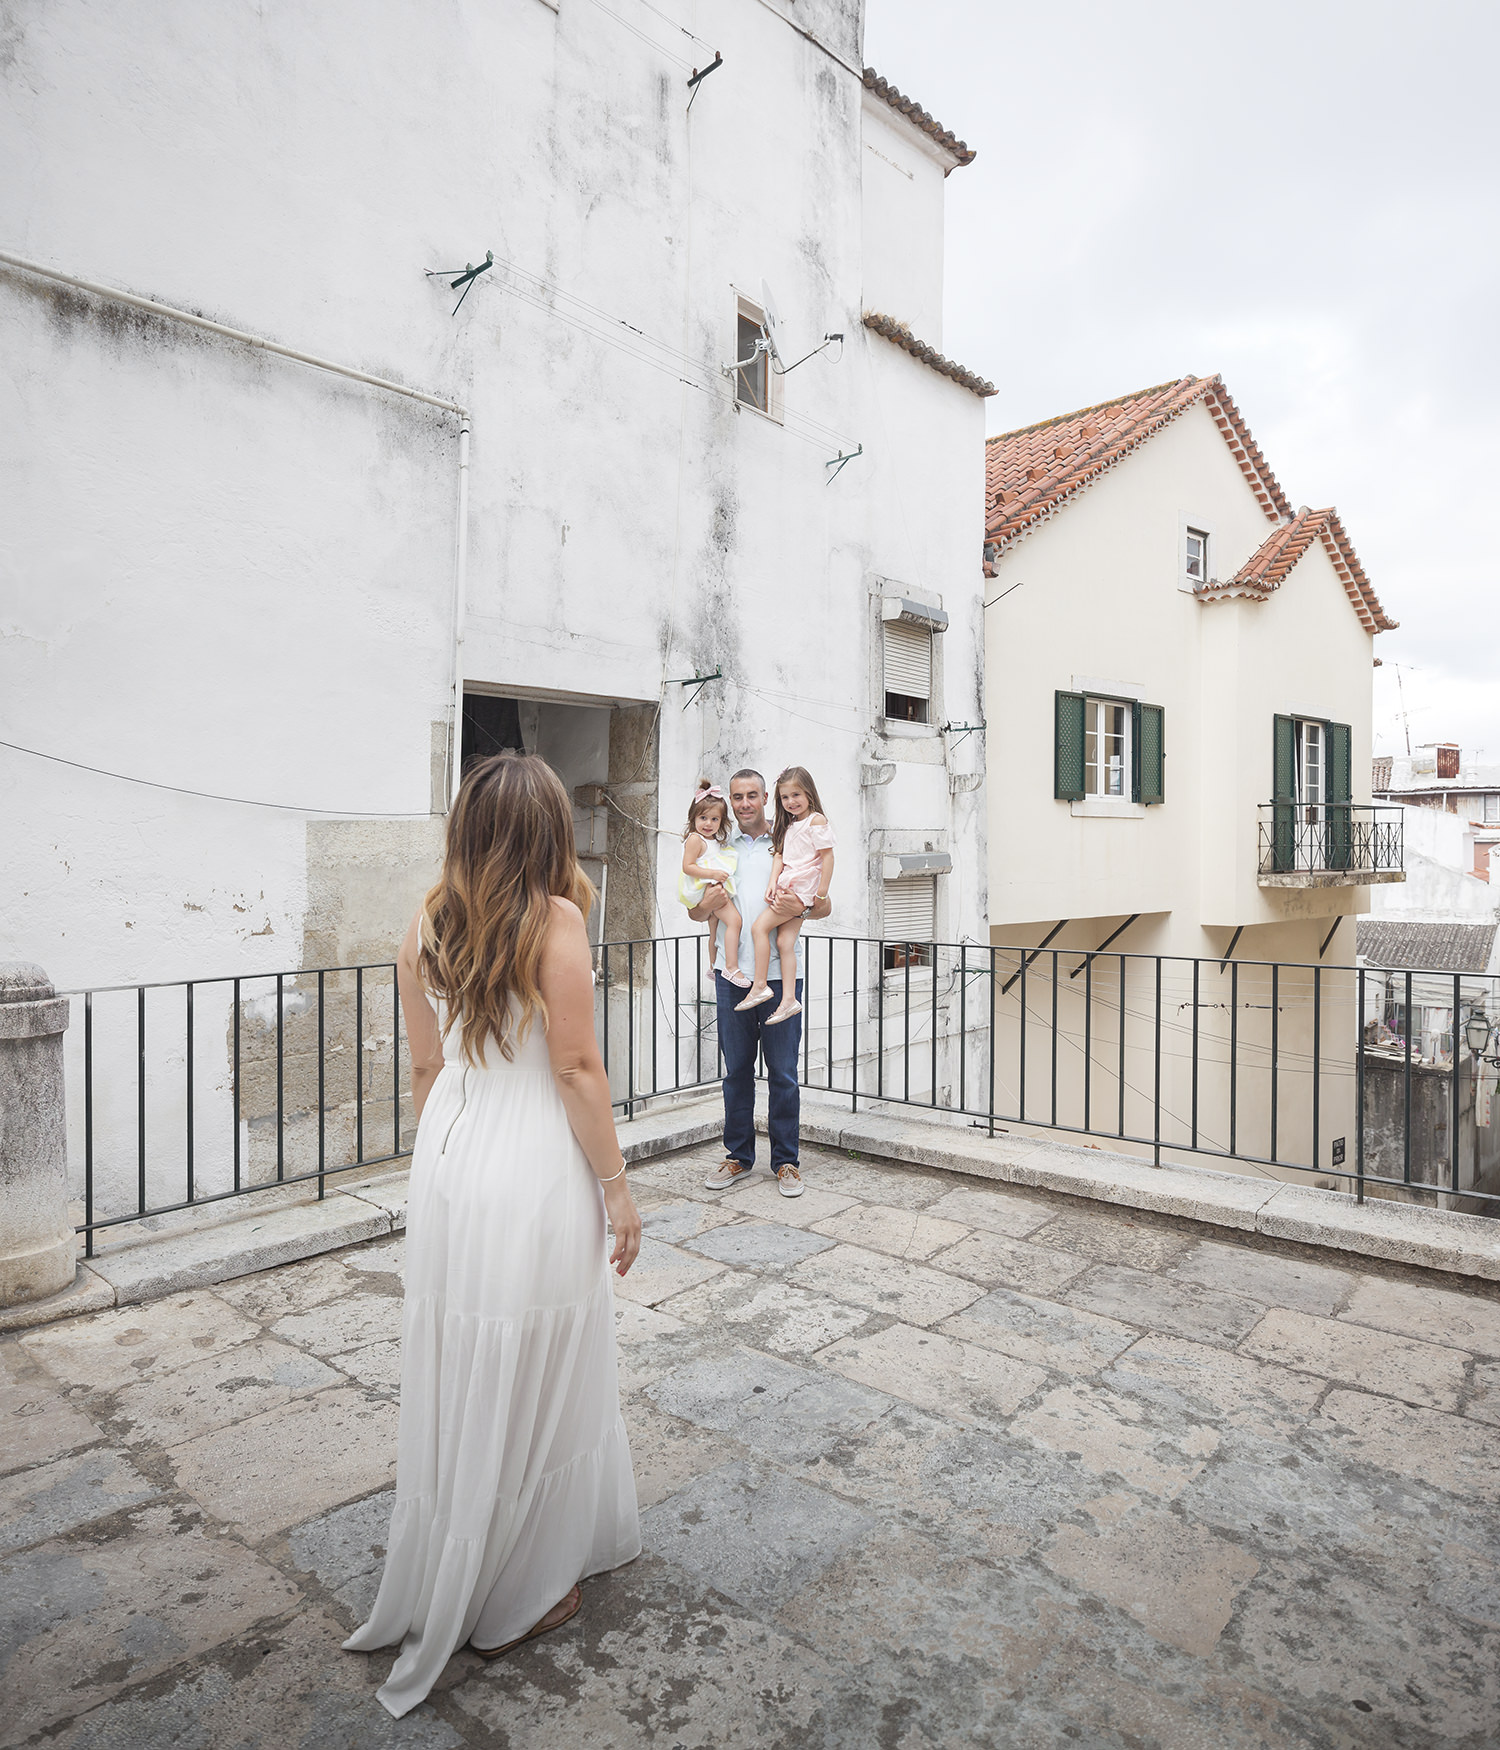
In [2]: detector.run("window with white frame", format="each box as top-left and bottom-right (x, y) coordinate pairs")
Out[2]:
(1084, 697), (1131, 797)
(883, 618), (932, 723)
(882, 876), (936, 970)
(1185, 527), (1209, 584)
(1484, 794), (1500, 824)
(1296, 718), (1324, 816)
(734, 301), (770, 414)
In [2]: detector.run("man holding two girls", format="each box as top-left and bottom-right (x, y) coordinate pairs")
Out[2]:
(680, 766), (835, 1200)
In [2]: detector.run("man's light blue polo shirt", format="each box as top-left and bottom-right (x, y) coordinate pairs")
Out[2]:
(712, 823), (805, 982)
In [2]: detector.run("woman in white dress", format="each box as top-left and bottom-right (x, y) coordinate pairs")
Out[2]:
(344, 752), (643, 1719)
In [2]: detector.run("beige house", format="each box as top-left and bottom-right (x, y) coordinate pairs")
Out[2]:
(980, 375), (1400, 1176)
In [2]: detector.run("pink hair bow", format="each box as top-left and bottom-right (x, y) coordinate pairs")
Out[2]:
(694, 785), (725, 803)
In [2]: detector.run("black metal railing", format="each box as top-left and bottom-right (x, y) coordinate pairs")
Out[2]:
(1258, 803), (1403, 877)
(62, 935), (1500, 1250)
(62, 964), (410, 1256)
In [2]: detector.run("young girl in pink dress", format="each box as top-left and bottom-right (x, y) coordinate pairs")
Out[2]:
(735, 765), (835, 1026)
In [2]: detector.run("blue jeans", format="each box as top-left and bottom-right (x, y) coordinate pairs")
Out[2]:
(716, 971), (802, 1169)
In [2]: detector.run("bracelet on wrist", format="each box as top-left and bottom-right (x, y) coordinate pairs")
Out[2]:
(598, 1163), (627, 1183)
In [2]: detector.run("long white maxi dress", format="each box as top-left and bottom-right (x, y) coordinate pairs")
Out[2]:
(344, 995), (641, 1718)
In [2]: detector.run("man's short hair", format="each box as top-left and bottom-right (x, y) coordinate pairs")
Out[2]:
(729, 768), (765, 790)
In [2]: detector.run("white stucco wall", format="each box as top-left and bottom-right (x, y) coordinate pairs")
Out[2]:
(0, 0), (989, 1201)
(859, 96), (948, 343)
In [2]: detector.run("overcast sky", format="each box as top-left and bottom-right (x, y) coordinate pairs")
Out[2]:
(865, 0), (1499, 766)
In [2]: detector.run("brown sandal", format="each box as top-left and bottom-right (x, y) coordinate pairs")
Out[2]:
(469, 1583), (581, 1659)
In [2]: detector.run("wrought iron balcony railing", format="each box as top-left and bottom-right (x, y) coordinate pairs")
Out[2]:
(1258, 803), (1404, 881)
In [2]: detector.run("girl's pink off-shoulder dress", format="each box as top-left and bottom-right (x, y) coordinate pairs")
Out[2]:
(775, 817), (836, 905)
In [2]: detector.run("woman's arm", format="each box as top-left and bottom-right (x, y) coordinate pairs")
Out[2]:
(396, 913), (446, 1121)
(539, 897), (641, 1275)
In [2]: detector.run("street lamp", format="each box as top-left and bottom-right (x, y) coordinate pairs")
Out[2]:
(1464, 1010), (1493, 1058)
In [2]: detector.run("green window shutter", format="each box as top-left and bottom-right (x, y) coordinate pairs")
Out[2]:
(1054, 691), (1085, 800)
(1271, 715), (1296, 872)
(1135, 703), (1165, 804)
(1326, 722), (1352, 803)
(1272, 716), (1296, 802)
(1326, 720), (1353, 870)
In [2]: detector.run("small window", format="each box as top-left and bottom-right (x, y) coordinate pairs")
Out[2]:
(1485, 795), (1500, 824)
(735, 309), (768, 412)
(1084, 697), (1131, 797)
(883, 619), (932, 723)
(882, 876), (936, 970)
(1185, 527), (1209, 583)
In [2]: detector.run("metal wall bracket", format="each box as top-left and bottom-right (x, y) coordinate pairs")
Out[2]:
(667, 666), (723, 709)
(825, 443), (862, 484)
(426, 251), (494, 316)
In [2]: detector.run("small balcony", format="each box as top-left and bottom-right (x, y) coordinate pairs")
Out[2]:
(1257, 802), (1405, 887)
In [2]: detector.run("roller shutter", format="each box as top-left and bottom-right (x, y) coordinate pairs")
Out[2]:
(883, 620), (932, 699)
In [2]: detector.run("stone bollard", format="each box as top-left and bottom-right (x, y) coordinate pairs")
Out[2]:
(0, 964), (75, 1306)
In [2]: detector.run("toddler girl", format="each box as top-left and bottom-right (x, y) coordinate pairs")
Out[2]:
(679, 781), (749, 986)
(735, 764), (835, 1025)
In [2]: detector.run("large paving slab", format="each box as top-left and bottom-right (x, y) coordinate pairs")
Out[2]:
(785, 1241), (985, 1325)
(1241, 1306), (1470, 1410)
(4, 1135), (1500, 1748)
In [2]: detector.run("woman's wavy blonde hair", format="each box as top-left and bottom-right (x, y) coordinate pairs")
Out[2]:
(419, 753), (595, 1065)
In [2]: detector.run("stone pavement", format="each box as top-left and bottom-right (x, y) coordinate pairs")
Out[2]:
(4, 1140), (1500, 1749)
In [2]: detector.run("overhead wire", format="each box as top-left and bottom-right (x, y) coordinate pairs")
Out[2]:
(573, 0), (697, 70)
(474, 256), (857, 458)
(0, 737), (431, 817)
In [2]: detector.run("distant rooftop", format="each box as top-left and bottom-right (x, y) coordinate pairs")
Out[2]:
(1357, 920), (1498, 973)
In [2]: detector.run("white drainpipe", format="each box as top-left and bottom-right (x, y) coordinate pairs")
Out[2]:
(0, 248), (473, 815)
(448, 415), (471, 810)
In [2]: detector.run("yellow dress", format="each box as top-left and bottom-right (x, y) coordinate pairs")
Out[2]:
(677, 839), (738, 908)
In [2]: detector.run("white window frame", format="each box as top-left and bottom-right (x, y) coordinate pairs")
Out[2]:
(1177, 514), (1212, 593)
(1184, 527), (1209, 585)
(1084, 696), (1132, 799)
(876, 591), (945, 737)
(733, 296), (782, 424)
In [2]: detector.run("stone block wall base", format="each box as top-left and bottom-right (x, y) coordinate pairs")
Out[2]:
(0, 1226), (78, 1307)
(0, 1263), (114, 1332)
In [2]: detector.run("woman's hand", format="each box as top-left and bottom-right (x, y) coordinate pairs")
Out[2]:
(604, 1177), (641, 1275)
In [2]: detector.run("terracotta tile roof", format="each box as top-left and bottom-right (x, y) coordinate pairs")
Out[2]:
(984, 376), (1291, 564)
(863, 312), (995, 397)
(861, 68), (976, 169)
(1195, 506), (1398, 632)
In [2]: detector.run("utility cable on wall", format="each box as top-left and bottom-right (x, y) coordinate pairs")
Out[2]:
(0, 738), (432, 818)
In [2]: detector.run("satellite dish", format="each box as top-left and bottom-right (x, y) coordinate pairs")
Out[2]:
(759, 278), (783, 364)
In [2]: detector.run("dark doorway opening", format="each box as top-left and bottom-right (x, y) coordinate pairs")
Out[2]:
(461, 694), (524, 773)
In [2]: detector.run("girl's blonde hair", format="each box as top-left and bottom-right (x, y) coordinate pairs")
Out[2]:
(685, 778), (730, 843)
(772, 765), (826, 853)
(419, 753), (595, 1065)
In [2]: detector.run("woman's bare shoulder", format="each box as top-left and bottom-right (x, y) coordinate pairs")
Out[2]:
(548, 894), (585, 926)
(398, 909), (423, 965)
